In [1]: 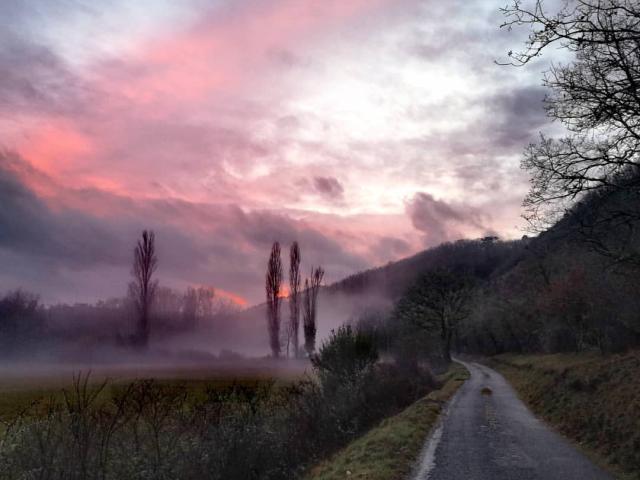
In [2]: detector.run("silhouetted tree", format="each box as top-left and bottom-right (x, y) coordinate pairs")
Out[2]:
(129, 230), (158, 348)
(501, 1), (640, 240)
(303, 266), (324, 356)
(266, 242), (283, 358)
(183, 287), (198, 330)
(196, 286), (215, 319)
(396, 269), (472, 362)
(288, 242), (301, 358)
(0, 290), (42, 354)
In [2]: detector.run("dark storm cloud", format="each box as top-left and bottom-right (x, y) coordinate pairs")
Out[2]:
(0, 152), (128, 267)
(313, 176), (344, 200)
(406, 192), (490, 246)
(487, 85), (548, 149)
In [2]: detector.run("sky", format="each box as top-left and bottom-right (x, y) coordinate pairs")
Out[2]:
(0, 0), (560, 305)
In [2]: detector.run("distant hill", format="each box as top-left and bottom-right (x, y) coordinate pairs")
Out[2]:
(326, 237), (525, 300)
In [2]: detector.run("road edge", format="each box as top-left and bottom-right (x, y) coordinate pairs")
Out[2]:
(305, 363), (470, 480)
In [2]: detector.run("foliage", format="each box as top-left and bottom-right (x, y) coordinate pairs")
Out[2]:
(0, 325), (437, 480)
(305, 364), (468, 480)
(311, 325), (378, 388)
(392, 269), (474, 362)
(459, 231), (640, 355)
(0, 290), (43, 354)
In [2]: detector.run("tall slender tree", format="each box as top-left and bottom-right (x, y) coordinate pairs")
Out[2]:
(288, 242), (301, 358)
(265, 242), (283, 358)
(129, 230), (158, 348)
(303, 266), (324, 356)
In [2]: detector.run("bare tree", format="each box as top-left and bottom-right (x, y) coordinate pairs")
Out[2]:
(182, 287), (198, 330)
(303, 266), (324, 356)
(288, 242), (301, 358)
(500, 1), (640, 239)
(265, 242), (283, 358)
(196, 286), (215, 319)
(129, 230), (158, 348)
(398, 270), (473, 362)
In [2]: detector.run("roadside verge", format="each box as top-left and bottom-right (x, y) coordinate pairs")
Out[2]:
(305, 363), (469, 480)
(489, 352), (640, 480)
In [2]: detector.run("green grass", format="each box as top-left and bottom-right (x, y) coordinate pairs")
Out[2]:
(0, 365), (304, 423)
(490, 350), (640, 480)
(305, 364), (469, 480)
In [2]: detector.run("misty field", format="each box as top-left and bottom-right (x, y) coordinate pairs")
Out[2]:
(0, 327), (439, 480)
(0, 361), (307, 423)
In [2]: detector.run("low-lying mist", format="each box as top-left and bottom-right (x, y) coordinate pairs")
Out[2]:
(0, 285), (394, 384)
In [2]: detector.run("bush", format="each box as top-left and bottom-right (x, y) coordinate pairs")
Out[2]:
(311, 325), (378, 390)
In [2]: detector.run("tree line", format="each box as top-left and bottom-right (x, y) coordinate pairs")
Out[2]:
(125, 231), (327, 357)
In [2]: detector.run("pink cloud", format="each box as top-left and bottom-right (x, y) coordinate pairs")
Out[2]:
(11, 0), (401, 202)
(99, 0), (397, 105)
(0, 0), (535, 304)
(19, 120), (95, 177)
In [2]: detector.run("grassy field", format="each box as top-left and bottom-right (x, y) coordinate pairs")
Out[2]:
(0, 360), (308, 422)
(0, 357), (446, 479)
(305, 363), (469, 480)
(489, 350), (640, 480)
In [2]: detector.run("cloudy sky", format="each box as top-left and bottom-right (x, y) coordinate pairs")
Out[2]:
(0, 0), (559, 305)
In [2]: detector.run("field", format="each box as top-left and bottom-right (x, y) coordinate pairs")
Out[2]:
(0, 360), (309, 422)
(0, 360), (320, 479)
(0, 354), (438, 480)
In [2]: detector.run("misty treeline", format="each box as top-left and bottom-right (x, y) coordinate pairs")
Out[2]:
(349, 230), (640, 363)
(0, 285), (239, 360)
(0, 231), (238, 360)
(0, 325), (437, 480)
(265, 241), (324, 358)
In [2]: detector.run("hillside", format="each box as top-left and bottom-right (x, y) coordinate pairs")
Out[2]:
(222, 237), (527, 356)
(490, 352), (640, 479)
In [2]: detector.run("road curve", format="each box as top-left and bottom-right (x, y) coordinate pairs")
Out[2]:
(414, 360), (612, 480)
